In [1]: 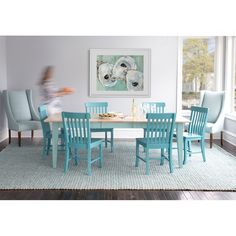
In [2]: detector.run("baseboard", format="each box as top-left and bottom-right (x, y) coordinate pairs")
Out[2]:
(8, 128), (236, 147)
(0, 137), (7, 143)
(0, 130), (7, 143)
(223, 130), (236, 147)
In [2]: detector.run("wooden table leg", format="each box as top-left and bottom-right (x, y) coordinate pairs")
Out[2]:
(9, 129), (11, 144)
(176, 123), (183, 168)
(52, 123), (59, 168)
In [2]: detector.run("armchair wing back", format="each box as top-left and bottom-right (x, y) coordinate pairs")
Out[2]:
(3, 89), (41, 146)
(200, 90), (225, 148)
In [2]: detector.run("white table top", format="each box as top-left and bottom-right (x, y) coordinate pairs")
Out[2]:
(45, 113), (190, 124)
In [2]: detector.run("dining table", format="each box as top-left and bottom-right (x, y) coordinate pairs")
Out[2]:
(45, 114), (190, 169)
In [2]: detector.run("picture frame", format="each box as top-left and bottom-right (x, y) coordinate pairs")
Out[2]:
(89, 48), (151, 97)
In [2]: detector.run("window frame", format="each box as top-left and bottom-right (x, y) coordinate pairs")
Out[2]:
(177, 36), (224, 115)
(231, 37), (236, 114)
(224, 36), (236, 120)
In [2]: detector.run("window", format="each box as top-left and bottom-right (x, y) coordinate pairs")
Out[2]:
(234, 39), (236, 112)
(235, 62), (236, 112)
(181, 37), (217, 110)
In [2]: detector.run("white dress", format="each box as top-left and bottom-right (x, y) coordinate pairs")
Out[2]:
(41, 80), (62, 116)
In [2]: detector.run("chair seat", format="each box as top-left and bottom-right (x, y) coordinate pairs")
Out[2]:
(18, 120), (41, 132)
(90, 138), (104, 147)
(68, 138), (104, 148)
(136, 138), (169, 148)
(91, 128), (113, 132)
(183, 132), (202, 140)
(45, 129), (64, 139)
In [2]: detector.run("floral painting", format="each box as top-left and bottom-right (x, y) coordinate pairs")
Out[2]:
(90, 49), (150, 97)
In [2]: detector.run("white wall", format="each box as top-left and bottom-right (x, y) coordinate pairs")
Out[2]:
(3, 36), (236, 143)
(224, 118), (236, 145)
(6, 36), (178, 115)
(0, 36), (7, 142)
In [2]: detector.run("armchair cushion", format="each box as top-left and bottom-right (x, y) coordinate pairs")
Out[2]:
(9, 91), (32, 121)
(201, 92), (223, 123)
(18, 120), (41, 132)
(205, 122), (214, 133)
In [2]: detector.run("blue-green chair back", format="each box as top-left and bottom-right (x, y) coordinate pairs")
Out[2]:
(62, 112), (91, 147)
(38, 105), (51, 138)
(146, 113), (176, 146)
(188, 106), (208, 136)
(62, 112), (103, 175)
(142, 102), (165, 113)
(85, 102), (114, 152)
(135, 112), (176, 175)
(85, 102), (108, 115)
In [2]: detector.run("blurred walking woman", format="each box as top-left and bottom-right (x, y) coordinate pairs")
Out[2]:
(39, 66), (74, 115)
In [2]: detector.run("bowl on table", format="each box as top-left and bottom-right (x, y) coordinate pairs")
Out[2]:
(98, 113), (117, 119)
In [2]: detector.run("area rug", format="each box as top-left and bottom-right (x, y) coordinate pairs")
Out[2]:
(0, 141), (235, 190)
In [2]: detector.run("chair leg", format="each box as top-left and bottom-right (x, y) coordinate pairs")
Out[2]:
(187, 140), (192, 157)
(143, 129), (146, 153)
(87, 149), (92, 176)
(9, 129), (11, 144)
(145, 148), (150, 175)
(168, 147), (173, 173)
(183, 138), (187, 165)
(31, 130), (34, 140)
(74, 148), (78, 166)
(221, 131), (223, 146)
(18, 132), (21, 147)
(210, 133), (213, 148)
(64, 148), (70, 173)
(160, 148), (164, 165)
(99, 144), (103, 168)
(46, 138), (51, 155)
(105, 131), (108, 148)
(110, 130), (114, 152)
(200, 139), (206, 162)
(42, 138), (47, 158)
(135, 142), (140, 167)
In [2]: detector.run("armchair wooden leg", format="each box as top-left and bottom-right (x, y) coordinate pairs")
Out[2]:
(9, 129), (11, 144)
(18, 132), (21, 147)
(31, 130), (34, 140)
(210, 133), (213, 149)
(221, 131), (223, 146)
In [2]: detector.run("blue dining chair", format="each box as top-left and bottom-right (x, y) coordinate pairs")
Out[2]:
(142, 102), (165, 114)
(183, 106), (208, 165)
(38, 105), (64, 158)
(62, 112), (104, 175)
(142, 102), (165, 137)
(85, 102), (114, 152)
(135, 113), (176, 175)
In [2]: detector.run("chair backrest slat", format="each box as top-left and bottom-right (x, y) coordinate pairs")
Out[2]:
(38, 105), (51, 138)
(146, 113), (176, 145)
(142, 102), (165, 114)
(62, 112), (91, 146)
(85, 102), (108, 116)
(188, 106), (208, 136)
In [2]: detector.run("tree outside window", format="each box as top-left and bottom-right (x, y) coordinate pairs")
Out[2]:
(182, 38), (216, 109)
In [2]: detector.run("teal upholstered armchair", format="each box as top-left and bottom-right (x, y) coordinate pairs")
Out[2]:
(3, 89), (41, 146)
(200, 90), (225, 148)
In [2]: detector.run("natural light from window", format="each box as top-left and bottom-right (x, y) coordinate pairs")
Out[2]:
(182, 37), (216, 110)
(234, 56), (236, 112)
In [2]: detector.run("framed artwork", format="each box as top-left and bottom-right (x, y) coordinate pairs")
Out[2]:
(89, 48), (151, 97)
